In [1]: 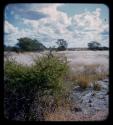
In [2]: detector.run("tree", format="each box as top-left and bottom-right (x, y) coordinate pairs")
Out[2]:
(56, 39), (68, 51)
(88, 41), (101, 50)
(12, 46), (21, 53)
(102, 46), (109, 50)
(16, 37), (46, 51)
(4, 44), (6, 49)
(4, 45), (13, 51)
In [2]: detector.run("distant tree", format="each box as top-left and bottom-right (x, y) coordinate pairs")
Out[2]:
(12, 46), (21, 53)
(4, 44), (6, 51)
(4, 44), (21, 53)
(4, 45), (13, 51)
(56, 39), (68, 51)
(16, 37), (46, 51)
(4, 44), (6, 49)
(102, 46), (109, 50)
(88, 41), (101, 50)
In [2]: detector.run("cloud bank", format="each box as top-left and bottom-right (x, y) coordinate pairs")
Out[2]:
(4, 4), (109, 47)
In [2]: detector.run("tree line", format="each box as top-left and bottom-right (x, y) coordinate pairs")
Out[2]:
(4, 37), (109, 52)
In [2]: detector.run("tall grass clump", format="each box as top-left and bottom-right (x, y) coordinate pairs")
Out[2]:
(4, 55), (69, 120)
(69, 64), (108, 89)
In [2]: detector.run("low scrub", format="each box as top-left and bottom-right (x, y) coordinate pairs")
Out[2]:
(4, 55), (70, 120)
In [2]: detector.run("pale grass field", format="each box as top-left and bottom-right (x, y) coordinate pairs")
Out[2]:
(4, 50), (109, 68)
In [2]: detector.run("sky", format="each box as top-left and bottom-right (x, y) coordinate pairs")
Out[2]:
(4, 3), (109, 48)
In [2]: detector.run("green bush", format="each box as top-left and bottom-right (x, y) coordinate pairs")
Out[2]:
(34, 56), (68, 92)
(4, 55), (69, 120)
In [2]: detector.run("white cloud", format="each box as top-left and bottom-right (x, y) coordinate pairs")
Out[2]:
(38, 4), (71, 25)
(71, 8), (103, 32)
(66, 8), (109, 47)
(5, 21), (18, 34)
(5, 5), (109, 47)
(4, 21), (35, 46)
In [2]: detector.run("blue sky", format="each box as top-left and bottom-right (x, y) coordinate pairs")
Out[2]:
(4, 3), (109, 47)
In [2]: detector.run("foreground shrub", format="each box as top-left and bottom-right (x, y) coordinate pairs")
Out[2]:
(4, 55), (69, 120)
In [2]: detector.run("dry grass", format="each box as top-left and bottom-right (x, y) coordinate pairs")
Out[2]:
(68, 64), (108, 89)
(44, 106), (70, 121)
(76, 75), (91, 89)
(44, 108), (108, 121)
(45, 112), (67, 121)
(44, 64), (108, 120)
(93, 82), (101, 91)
